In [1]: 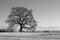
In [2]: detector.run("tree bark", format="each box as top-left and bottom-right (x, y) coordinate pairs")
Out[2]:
(19, 24), (23, 32)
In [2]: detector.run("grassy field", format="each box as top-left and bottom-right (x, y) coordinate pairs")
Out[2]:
(0, 32), (60, 40)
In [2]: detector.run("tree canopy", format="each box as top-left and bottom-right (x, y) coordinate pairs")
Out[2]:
(5, 7), (37, 32)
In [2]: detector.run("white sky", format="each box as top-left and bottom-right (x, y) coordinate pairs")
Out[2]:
(0, 0), (60, 28)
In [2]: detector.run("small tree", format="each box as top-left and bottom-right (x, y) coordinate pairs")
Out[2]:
(5, 7), (37, 32)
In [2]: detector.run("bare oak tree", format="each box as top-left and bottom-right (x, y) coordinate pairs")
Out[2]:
(5, 7), (37, 32)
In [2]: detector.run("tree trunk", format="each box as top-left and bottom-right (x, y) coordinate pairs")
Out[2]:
(19, 24), (23, 32)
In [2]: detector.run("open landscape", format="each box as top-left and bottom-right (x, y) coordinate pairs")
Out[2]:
(0, 0), (60, 40)
(0, 31), (60, 40)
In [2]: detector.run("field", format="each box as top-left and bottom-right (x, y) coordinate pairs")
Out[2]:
(0, 31), (60, 40)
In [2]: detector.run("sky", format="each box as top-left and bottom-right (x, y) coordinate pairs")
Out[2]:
(0, 0), (60, 28)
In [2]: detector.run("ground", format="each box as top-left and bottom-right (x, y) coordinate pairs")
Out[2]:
(0, 32), (60, 40)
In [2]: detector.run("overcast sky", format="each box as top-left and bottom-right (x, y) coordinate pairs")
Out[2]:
(0, 0), (60, 27)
